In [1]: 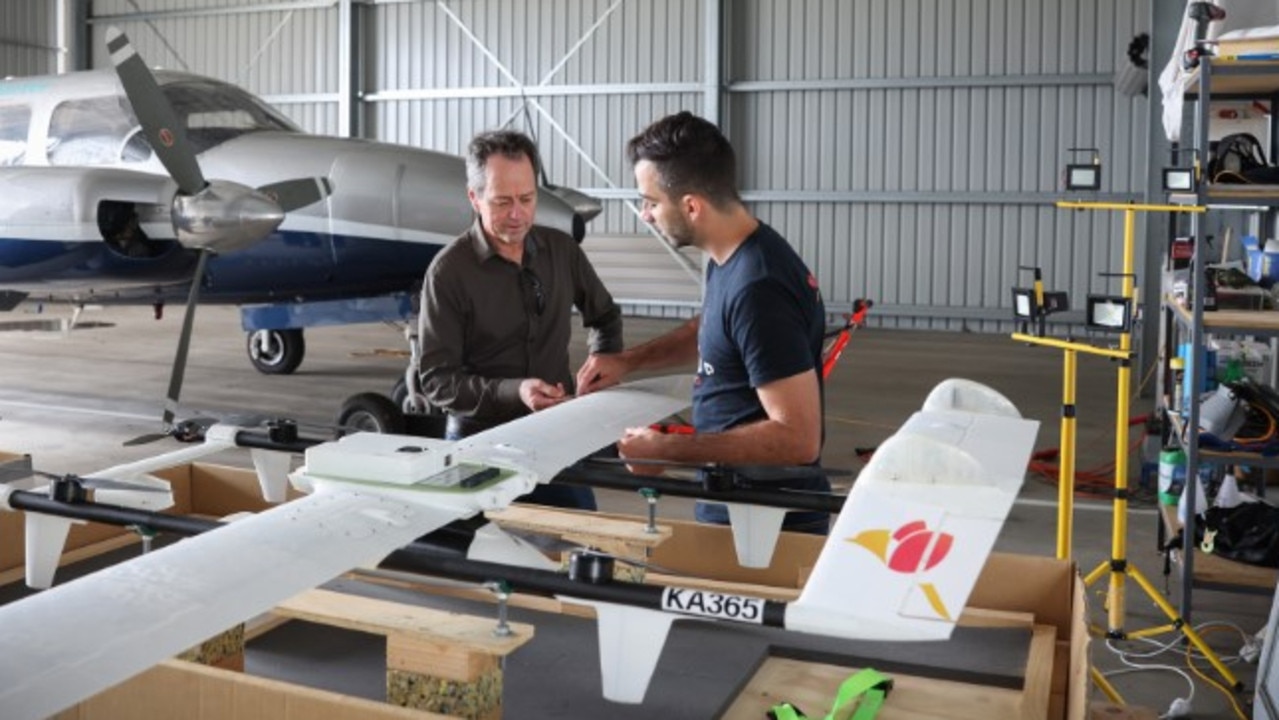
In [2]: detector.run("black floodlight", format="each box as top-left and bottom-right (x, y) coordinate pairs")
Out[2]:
(1162, 147), (1199, 194)
(1013, 266), (1069, 337)
(1086, 294), (1132, 333)
(1162, 167), (1196, 193)
(1064, 148), (1102, 191)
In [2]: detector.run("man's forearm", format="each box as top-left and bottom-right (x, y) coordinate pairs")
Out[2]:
(651, 417), (819, 467)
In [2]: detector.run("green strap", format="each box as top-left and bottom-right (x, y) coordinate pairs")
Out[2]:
(768, 668), (893, 720)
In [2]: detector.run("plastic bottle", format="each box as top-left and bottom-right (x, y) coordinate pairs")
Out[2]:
(1169, 356), (1186, 413)
(1158, 447), (1187, 506)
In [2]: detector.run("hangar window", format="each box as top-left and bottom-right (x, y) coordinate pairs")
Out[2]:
(0, 103), (30, 166)
(47, 95), (147, 166)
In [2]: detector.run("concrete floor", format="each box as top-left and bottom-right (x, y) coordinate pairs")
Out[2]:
(0, 301), (1271, 718)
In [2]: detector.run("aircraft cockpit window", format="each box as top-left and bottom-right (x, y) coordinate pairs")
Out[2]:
(0, 103), (30, 166)
(47, 95), (149, 166)
(160, 78), (299, 154)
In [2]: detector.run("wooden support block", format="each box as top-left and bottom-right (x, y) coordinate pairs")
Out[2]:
(386, 649), (502, 719)
(273, 589), (532, 719)
(488, 505), (671, 583)
(274, 589), (533, 656)
(487, 505), (671, 547)
(177, 623), (245, 672)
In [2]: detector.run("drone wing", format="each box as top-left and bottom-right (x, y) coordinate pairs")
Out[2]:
(0, 375), (692, 720)
(0, 486), (454, 720)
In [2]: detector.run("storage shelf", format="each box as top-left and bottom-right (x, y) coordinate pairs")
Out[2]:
(1170, 186), (1279, 209)
(1166, 412), (1279, 469)
(1159, 505), (1277, 594)
(1166, 296), (1279, 334)
(1185, 59), (1279, 96)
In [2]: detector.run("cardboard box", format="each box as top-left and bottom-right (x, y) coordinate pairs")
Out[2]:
(0, 458), (302, 585)
(12, 462), (1088, 720)
(647, 514), (1089, 720)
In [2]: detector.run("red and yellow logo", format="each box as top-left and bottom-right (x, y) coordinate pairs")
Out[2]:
(849, 520), (955, 620)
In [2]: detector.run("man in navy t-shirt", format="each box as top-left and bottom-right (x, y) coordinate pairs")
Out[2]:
(576, 111), (830, 534)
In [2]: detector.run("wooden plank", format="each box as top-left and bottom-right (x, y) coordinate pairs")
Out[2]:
(386, 636), (499, 681)
(486, 505), (672, 548)
(55, 659), (451, 720)
(347, 569), (599, 620)
(957, 608), (1037, 629)
(273, 588), (533, 656)
(1019, 626), (1055, 720)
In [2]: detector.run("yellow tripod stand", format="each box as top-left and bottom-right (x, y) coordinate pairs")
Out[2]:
(1013, 201), (1240, 699)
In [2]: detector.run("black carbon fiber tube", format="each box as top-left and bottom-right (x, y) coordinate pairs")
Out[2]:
(552, 463), (845, 513)
(380, 542), (790, 628)
(6, 490), (221, 536)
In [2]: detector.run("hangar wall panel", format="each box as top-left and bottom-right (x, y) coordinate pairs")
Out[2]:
(87, 2), (341, 135)
(728, 0), (1149, 329)
(0, 1), (56, 77)
(76, 0), (1150, 327)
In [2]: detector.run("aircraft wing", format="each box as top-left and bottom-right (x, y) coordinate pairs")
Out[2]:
(0, 375), (693, 719)
(0, 485), (452, 720)
(787, 405), (1039, 642)
(452, 374), (694, 479)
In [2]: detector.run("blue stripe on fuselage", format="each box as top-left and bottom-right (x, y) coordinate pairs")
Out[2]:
(0, 231), (444, 304)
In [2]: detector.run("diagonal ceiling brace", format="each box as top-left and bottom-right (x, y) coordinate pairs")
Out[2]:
(435, 0), (702, 284)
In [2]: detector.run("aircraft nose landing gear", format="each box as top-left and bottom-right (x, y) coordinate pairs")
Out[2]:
(246, 328), (305, 375)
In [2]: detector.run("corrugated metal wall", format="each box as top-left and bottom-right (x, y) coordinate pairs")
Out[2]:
(73, 0), (1149, 329)
(0, 1), (57, 77)
(728, 0), (1150, 330)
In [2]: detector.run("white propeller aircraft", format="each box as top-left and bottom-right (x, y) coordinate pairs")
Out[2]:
(0, 27), (597, 383)
(0, 376), (1036, 718)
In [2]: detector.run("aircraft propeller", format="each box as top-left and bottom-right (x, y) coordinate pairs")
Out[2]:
(105, 26), (332, 441)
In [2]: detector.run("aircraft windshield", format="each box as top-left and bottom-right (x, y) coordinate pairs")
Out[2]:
(46, 76), (299, 166)
(160, 78), (300, 153)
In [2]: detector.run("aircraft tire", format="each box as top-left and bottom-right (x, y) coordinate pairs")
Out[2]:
(391, 376), (409, 409)
(336, 392), (405, 435)
(246, 328), (305, 375)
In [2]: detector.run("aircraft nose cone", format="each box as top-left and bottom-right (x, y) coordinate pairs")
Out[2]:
(235, 191), (286, 238)
(173, 180), (286, 254)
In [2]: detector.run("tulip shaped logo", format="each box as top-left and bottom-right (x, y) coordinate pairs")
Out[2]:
(849, 520), (955, 620)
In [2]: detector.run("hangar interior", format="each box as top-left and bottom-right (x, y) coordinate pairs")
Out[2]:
(0, 1), (1278, 719)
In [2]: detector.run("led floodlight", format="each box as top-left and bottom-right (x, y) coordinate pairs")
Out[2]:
(1162, 167), (1196, 193)
(1064, 148), (1103, 191)
(1086, 295), (1132, 333)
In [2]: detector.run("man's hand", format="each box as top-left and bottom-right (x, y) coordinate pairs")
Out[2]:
(519, 379), (568, 412)
(617, 426), (667, 476)
(576, 353), (629, 396)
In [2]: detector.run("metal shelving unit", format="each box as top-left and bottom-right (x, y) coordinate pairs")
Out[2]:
(1167, 57), (1279, 618)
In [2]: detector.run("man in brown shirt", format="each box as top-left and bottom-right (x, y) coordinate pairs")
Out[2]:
(416, 130), (622, 509)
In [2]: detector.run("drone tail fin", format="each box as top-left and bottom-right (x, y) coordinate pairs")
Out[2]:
(786, 379), (1038, 641)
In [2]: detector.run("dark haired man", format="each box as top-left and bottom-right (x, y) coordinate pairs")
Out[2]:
(576, 111), (830, 534)
(418, 129), (622, 510)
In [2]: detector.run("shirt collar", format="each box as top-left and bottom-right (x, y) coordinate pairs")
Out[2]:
(466, 218), (542, 265)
